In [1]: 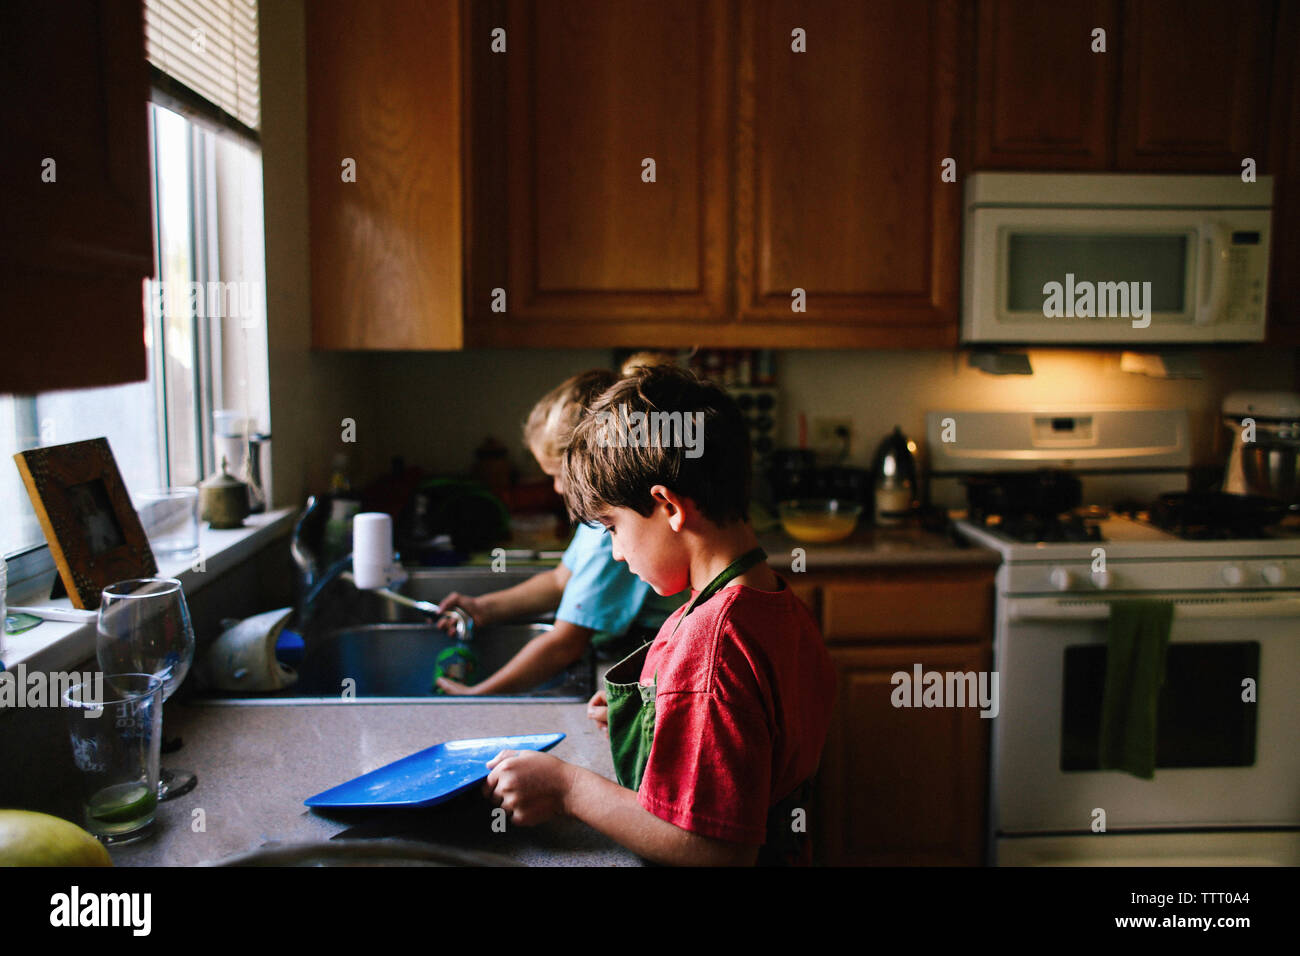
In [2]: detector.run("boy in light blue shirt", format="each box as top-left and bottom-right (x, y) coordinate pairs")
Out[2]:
(557, 521), (682, 652)
(435, 369), (681, 694)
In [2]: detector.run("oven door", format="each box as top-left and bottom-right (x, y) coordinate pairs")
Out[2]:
(994, 592), (1300, 834)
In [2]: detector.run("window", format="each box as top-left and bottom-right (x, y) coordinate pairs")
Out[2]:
(1, 107), (269, 561)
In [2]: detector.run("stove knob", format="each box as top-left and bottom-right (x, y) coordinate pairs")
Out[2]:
(1091, 570), (1112, 590)
(1049, 567), (1073, 591)
(1261, 565), (1285, 585)
(1221, 565), (1245, 586)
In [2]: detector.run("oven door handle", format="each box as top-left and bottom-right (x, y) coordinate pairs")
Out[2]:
(1006, 595), (1300, 622)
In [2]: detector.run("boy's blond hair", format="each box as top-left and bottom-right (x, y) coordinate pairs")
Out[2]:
(619, 350), (678, 377)
(524, 369), (618, 463)
(562, 365), (752, 526)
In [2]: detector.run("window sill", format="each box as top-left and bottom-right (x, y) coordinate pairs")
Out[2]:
(2, 507), (296, 674)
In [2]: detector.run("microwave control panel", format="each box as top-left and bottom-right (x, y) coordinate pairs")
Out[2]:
(1224, 230), (1266, 325)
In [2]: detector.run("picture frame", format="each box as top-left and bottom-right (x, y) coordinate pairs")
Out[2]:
(12, 437), (157, 610)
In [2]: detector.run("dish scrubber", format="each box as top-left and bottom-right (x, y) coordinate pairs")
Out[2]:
(432, 646), (479, 690)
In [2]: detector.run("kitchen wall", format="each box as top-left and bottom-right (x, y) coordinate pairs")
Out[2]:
(342, 346), (1297, 497)
(259, 0), (386, 511)
(363, 349), (610, 480)
(778, 345), (1298, 469)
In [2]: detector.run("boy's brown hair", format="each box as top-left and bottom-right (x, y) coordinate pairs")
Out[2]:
(523, 369), (618, 463)
(563, 365), (751, 526)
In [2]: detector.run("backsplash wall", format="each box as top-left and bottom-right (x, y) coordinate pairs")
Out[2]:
(347, 346), (1297, 497)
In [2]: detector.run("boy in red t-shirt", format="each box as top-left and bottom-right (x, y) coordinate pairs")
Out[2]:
(483, 366), (836, 865)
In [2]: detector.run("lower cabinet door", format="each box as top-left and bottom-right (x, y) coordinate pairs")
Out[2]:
(815, 641), (992, 865)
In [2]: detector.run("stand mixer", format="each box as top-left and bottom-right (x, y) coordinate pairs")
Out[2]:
(1222, 391), (1300, 512)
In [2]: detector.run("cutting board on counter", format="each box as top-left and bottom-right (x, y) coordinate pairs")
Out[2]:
(305, 733), (565, 809)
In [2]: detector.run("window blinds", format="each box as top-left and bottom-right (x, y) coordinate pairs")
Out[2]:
(144, 0), (260, 132)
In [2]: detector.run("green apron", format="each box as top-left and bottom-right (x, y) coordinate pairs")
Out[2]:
(604, 547), (818, 865)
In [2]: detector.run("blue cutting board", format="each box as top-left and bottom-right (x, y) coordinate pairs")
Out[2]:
(305, 733), (566, 809)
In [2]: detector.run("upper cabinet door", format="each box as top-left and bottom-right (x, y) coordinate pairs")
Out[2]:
(973, 0), (1117, 169)
(1, 0), (153, 393)
(307, 0), (464, 350)
(1115, 0), (1273, 170)
(734, 0), (962, 347)
(1266, 0), (1300, 345)
(483, 0), (728, 341)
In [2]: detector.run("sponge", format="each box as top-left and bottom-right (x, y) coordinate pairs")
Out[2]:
(432, 646), (479, 691)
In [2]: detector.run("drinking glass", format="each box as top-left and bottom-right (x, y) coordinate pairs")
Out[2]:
(96, 578), (197, 800)
(137, 487), (200, 556)
(64, 673), (164, 845)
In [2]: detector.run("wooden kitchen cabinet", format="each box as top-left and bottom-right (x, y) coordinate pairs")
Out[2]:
(469, 0), (730, 346)
(469, 0), (964, 349)
(973, 0), (1116, 169)
(731, 0), (962, 347)
(307, 0), (465, 349)
(821, 570), (991, 642)
(801, 566), (995, 866)
(308, 0), (966, 349)
(1115, 0), (1274, 170)
(1266, 0), (1300, 347)
(1, 0), (154, 394)
(973, 0), (1276, 173)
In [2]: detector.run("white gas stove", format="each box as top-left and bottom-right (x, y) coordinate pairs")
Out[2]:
(927, 407), (1300, 866)
(956, 513), (1300, 595)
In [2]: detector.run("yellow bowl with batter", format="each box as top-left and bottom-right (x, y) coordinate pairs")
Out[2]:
(778, 499), (862, 543)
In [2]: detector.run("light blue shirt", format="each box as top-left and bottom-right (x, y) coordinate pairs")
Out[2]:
(556, 523), (679, 642)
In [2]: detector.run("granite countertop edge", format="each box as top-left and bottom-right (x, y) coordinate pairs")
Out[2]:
(108, 692), (643, 868)
(758, 527), (1000, 568)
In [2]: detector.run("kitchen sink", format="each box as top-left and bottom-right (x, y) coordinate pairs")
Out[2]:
(196, 566), (593, 704)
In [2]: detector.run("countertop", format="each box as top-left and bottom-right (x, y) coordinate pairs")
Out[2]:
(110, 688), (643, 867)
(104, 523), (993, 867)
(469, 525), (1000, 572)
(757, 524), (999, 570)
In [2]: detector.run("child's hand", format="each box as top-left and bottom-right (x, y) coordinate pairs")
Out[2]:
(436, 592), (488, 633)
(586, 689), (608, 735)
(435, 676), (482, 696)
(482, 750), (574, 825)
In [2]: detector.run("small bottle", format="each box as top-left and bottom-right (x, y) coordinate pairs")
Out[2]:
(737, 350), (753, 387)
(721, 350), (737, 387)
(329, 453), (352, 495)
(323, 497), (361, 565)
(704, 350), (722, 383)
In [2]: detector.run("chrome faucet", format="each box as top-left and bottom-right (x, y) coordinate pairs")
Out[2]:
(290, 495), (472, 639)
(290, 495), (349, 627)
(338, 571), (472, 640)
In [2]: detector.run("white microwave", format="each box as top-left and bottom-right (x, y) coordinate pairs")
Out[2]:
(963, 173), (1273, 344)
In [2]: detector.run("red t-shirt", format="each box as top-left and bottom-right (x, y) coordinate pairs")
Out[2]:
(635, 576), (836, 846)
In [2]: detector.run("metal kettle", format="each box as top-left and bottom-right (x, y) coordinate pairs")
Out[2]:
(870, 426), (919, 526)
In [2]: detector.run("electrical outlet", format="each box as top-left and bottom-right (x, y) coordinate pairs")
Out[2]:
(811, 417), (852, 456)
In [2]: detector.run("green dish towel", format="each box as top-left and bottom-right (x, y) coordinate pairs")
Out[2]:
(1098, 600), (1174, 779)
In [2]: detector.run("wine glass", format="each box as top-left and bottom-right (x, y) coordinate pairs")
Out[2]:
(96, 577), (197, 801)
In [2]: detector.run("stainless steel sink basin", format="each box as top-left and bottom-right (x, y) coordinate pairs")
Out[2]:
(396, 568), (552, 607)
(197, 566), (592, 704)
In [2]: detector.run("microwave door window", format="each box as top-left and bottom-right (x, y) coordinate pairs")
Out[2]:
(1059, 641), (1260, 772)
(1004, 233), (1190, 322)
